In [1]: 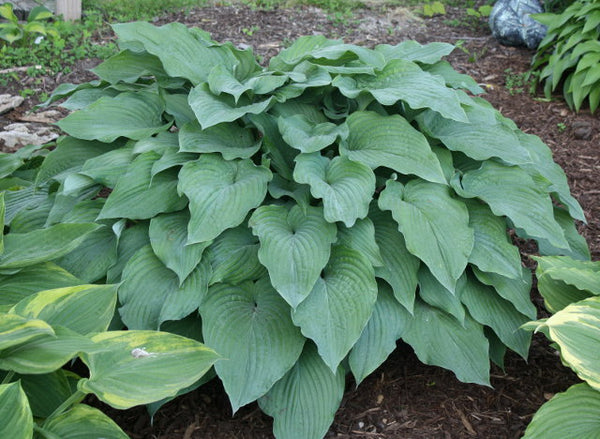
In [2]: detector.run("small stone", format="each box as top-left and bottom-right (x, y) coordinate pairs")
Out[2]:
(0, 94), (25, 115)
(0, 122), (59, 148)
(573, 120), (592, 140)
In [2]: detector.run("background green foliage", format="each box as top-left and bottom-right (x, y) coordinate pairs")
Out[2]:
(523, 256), (600, 438)
(0, 21), (589, 438)
(531, 0), (600, 112)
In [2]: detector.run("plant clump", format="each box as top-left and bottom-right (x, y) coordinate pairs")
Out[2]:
(0, 22), (590, 438)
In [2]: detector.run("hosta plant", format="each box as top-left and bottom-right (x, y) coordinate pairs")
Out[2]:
(5, 22), (590, 438)
(523, 256), (600, 438)
(531, 0), (600, 112)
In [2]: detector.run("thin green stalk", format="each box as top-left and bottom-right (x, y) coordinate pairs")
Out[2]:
(42, 390), (87, 426)
(33, 424), (62, 439)
(1, 370), (15, 385)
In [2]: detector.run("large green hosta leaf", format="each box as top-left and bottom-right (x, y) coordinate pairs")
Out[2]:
(78, 330), (220, 409)
(418, 267), (466, 324)
(149, 211), (211, 285)
(333, 59), (468, 122)
(453, 161), (569, 250)
(402, 300), (490, 386)
(416, 103), (532, 165)
(10, 284), (117, 335)
(205, 226), (266, 285)
(259, 343), (345, 439)
(57, 92), (169, 143)
(465, 200), (523, 280)
(0, 223), (101, 269)
(375, 41), (455, 64)
(201, 278), (305, 412)
(112, 22), (236, 85)
(522, 383), (600, 439)
(349, 282), (409, 385)
(0, 382), (33, 439)
(178, 154), (272, 244)
(460, 273), (531, 359)
(292, 246), (377, 371)
(40, 404), (129, 439)
(369, 208), (420, 312)
(294, 153), (375, 227)
(179, 120), (262, 160)
(278, 114), (349, 153)
(17, 370), (74, 418)
(336, 218), (383, 268)
(379, 179), (474, 292)
(118, 245), (210, 329)
(249, 204), (337, 308)
(530, 296), (600, 390)
(92, 49), (167, 84)
(98, 151), (187, 220)
(340, 111), (446, 184)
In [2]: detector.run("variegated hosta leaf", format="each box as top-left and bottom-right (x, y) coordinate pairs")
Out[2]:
(379, 179), (474, 293)
(112, 22), (237, 85)
(460, 273), (531, 359)
(150, 211), (211, 285)
(369, 207), (420, 313)
(336, 218), (383, 268)
(453, 161), (569, 250)
(201, 278), (305, 412)
(41, 404), (129, 439)
(531, 296), (600, 390)
(522, 384), (600, 439)
(278, 114), (349, 153)
(340, 111), (446, 185)
(118, 245), (210, 329)
(294, 153), (375, 227)
(0, 382), (33, 439)
(179, 120), (262, 160)
(78, 330), (220, 409)
(534, 256), (600, 295)
(249, 204), (337, 308)
(98, 152), (187, 220)
(178, 154), (272, 244)
(0, 223), (101, 270)
(402, 300), (491, 386)
(9, 284), (117, 335)
(0, 326), (94, 374)
(56, 92), (170, 143)
(349, 282), (410, 385)
(333, 59), (468, 122)
(0, 263), (81, 311)
(465, 200), (523, 280)
(205, 225), (266, 285)
(292, 246), (377, 371)
(259, 343), (345, 439)
(0, 314), (54, 351)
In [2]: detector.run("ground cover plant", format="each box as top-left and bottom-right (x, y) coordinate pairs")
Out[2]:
(523, 256), (600, 438)
(531, 0), (600, 113)
(0, 17), (592, 439)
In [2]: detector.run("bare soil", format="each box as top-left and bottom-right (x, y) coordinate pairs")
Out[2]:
(1, 3), (598, 438)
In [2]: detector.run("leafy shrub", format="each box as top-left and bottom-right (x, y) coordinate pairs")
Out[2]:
(523, 256), (600, 438)
(0, 3), (58, 45)
(3, 22), (589, 438)
(531, 0), (600, 113)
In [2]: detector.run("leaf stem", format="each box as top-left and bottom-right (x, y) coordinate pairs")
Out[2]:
(43, 389), (87, 426)
(1, 370), (15, 384)
(33, 424), (62, 439)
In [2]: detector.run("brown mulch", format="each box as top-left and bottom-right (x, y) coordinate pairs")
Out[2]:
(1, 3), (598, 438)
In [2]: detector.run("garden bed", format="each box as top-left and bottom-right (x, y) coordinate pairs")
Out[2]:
(1, 3), (598, 438)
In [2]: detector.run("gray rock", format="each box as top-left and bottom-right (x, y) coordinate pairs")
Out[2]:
(0, 94), (25, 115)
(0, 123), (59, 148)
(489, 0), (547, 49)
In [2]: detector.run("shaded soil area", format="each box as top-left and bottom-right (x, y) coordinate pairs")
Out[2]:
(1, 3), (598, 438)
